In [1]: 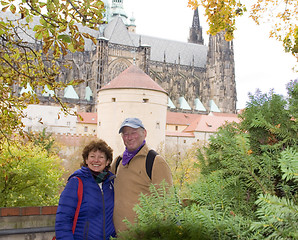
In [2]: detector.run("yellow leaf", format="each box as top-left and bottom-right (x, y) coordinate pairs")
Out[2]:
(1, 5), (9, 12)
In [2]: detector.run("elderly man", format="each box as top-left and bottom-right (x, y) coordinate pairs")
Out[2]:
(110, 117), (173, 233)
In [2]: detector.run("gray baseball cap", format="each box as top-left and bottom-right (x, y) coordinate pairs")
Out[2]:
(119, 118), (145, 133)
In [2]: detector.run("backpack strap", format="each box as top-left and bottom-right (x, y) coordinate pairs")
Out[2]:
(115, 150), (158, 180)
(52, 177), (83, 240)
(115, 156), (122, 175)
(72, 176), (83, 233)
(146, 150), (158, 180)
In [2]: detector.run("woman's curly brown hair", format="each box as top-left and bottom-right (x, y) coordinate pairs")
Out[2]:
(81, 139), (113, 169)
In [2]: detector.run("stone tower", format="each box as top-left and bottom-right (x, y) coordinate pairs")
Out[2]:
(97, 65), (168, 157)
(204, 31), (237, 113)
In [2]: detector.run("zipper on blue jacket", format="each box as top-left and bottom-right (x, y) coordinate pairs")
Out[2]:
(99, 183), (106, 240)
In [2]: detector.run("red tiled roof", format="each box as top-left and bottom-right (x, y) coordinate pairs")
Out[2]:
(167, 111), (240, 133)
(166, 111), (201, 125)
(77, 112), (97, 124)
(210, 112), (240, 118)
(99, 65), (167, 94)
(187, 112), (240, 133)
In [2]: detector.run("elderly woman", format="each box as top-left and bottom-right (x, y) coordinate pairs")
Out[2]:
(55, 139), (116, 240)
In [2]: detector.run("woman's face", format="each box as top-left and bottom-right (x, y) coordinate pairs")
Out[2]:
(86, 149), (109, 173)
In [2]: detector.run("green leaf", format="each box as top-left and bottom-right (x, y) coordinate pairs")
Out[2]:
(33, 25), (43, 31)
(9, 4), (16, 14)
(1, 1), (9, 6)
(39, 2), (46, 8)
(58, 34), (71, 43)
(3, 53), (10, 61)
(68, 43), (75, 53)
(34, 31), (43, 40)
(26, 15), (33, 23)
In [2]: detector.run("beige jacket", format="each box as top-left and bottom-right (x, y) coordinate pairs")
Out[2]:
(110, 144), (173, 233)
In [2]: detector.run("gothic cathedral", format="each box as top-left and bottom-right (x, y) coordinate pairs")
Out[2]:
(39, 0), (237, 114)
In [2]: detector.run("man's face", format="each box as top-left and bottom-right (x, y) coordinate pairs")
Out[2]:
(121, 126), (147, 152)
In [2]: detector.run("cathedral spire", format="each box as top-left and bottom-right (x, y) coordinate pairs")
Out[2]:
(188, 8), (204, 45)
(110, 0), (128, 25)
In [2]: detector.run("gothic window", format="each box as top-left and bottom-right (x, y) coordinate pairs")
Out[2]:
(109, 60), (129, 80)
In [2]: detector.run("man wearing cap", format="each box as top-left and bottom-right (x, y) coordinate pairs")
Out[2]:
(110, 117), (173, 233)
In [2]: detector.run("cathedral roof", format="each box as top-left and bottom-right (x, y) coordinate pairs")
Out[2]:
(100, 65), (167, 94)
(132, 33), (207, 68)
(4, 11), (208, 69)
(104, 17), (208, 68)
(104, 16), (134, 46)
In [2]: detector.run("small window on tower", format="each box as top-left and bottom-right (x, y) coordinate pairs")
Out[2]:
(175, 126), (178, 131)
(156, 122), (160, 129)
(84, 126), (88, 132)
(112, 98), (116, 102)
(143, 98), (149, 103)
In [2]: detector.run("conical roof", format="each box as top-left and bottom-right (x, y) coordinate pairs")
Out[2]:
(100, 65), (167, 94)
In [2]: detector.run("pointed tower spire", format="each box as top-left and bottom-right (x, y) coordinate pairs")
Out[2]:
(188, 8), (204, 45)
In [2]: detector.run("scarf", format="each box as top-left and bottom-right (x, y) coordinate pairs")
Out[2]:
(122, 140), (146, 166)
(90, 168), (110, 183)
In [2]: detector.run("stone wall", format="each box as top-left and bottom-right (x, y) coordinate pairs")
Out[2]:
(0, 206), (57, 240)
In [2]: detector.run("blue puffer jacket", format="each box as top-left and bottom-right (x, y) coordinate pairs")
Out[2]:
(55, 166), (116, 240)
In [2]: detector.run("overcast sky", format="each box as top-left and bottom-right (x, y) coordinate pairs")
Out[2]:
(123, 0), (297, 109)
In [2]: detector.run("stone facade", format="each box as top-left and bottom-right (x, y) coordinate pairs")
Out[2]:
(13, 2), (237, 114)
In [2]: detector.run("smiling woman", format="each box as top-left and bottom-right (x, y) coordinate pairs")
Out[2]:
(55, 139), (116, 240)
(86, 150), (109, 172)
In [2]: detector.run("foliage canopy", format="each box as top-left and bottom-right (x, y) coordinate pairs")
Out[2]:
(0, 0), (105, 151)
(0, 140), (64, 207)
